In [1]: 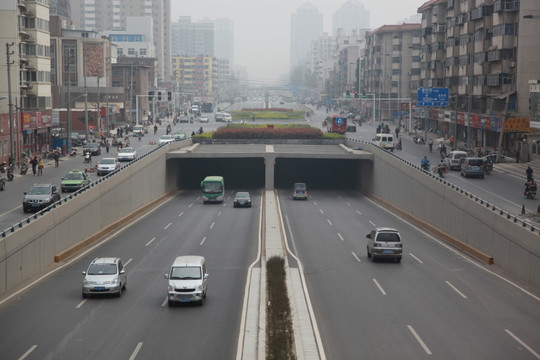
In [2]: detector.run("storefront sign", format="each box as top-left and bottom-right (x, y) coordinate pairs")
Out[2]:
(503, 118), (530, 132)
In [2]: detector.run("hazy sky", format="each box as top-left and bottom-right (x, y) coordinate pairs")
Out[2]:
(171, 0), (425, 85)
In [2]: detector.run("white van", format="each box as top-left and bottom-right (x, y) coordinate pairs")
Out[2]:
(373, 133), (395, 151)
(164, 256), (208, 306)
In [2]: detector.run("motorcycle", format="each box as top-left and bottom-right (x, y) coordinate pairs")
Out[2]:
(6, 164), (14, 181)
(70, 149), (77, 157)
(484, 160), (493, 175)
(84, 151), (92, 164)
(524, 182), (537, 199)
(421, 160), (430, 171)
(437, 165), (447, 178)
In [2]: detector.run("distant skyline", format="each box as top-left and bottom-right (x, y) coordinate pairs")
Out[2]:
(171, 0), (424, 85)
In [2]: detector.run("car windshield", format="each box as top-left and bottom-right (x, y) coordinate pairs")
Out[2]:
(203, 182), (223, 193)
(170, 266), (201, 280)
(376, 232), (401, 242)
(235, 192), (250, 199)
(87, 263), (117, 275)
(65, 173), (84, 180)
(100, 159), (115, 164)
(28, 186), (50, 195)
(120, 148), (133, 153)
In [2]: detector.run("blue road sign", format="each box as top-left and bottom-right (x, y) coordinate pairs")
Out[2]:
(336, 117), (344, 125)
(417, 88), (449, 107)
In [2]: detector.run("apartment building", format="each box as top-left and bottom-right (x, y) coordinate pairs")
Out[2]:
(172, 55), (214, 97)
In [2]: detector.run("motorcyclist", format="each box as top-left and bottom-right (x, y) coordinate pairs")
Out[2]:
(437, 160), (447, 177)
(440, 144), (447, 158)
(421, 156), (430, 171)
(198, 127), (203, 135)
(166, 124), (171, 135)
(428, 139), (433, 153)
(525, 178), (537, 198)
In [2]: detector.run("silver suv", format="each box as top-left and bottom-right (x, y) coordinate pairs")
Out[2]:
(366, 227), (403, 263)
(82, 257), (127, 298)
(460, 157), (485, 178)
(165, 256), (208, 306)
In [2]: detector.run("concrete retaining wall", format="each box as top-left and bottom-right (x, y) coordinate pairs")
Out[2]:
(352, 140), (540, 289)
(0, 140), (189, 295)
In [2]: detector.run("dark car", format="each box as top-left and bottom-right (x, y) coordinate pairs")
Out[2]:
(83, 143), (101, 156)
(233, 192), (252, 208)
(23, 184), (61, 213)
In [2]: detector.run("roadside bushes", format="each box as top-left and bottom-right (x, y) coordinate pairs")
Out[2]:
(230, 111), (305, 120)
(213, 126), (324, 139)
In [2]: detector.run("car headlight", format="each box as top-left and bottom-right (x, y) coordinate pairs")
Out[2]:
(111, 278), (118, 285)
(168, 285), (174, 292)
(196, 284), (203, 291)
(217, 196), (223, 200)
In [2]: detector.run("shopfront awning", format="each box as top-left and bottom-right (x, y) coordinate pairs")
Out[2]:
(492, 91), (516, 100)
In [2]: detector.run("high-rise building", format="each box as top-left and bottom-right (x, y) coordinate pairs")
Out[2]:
(171, 17), (214, 57)
(212, 18), (234, 67)
(69, 0), (171, 85)
(332, 0), (370, 36)
(290, 3), (323, 71)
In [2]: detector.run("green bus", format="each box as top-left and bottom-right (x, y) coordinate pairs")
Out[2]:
(201, 176), (225, 204)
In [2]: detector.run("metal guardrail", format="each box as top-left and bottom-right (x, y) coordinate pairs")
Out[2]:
(347, 138), (540, 236)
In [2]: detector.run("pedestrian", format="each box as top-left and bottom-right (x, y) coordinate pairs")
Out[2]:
(31, 156), (38, 176)
(37, 158), (44, 176)
(53, 151), (59, 167)
(516, 149), (521, 163)
(526, 166), (533, 181)
(105, 141), (110, 153)
(395, 127), (400, 138)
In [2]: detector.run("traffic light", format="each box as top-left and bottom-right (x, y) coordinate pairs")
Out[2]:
(362, 91), (366, 99)
(346, 90), (350, 98)
(158, 91), (162, 101)
(168, 91), (172, 101)
(148, 90), (154, 101)
(354, 90), (359, 98)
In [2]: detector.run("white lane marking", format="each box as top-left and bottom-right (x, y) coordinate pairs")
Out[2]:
(372, 279), (387, 295)
(337, 233), (344, 241)
(128, 342), (144, 360)
(505, 329), (540, 359)
(327, 219), (333, 226)
(164, 222), (171, 230)
(313, 201), (318, 206)
(346, 202), (352, 206)
(369, 220), (376, 227)
(161, 297), (168, 308)
(145, 237), (156, 247)
(445, 281), (468, 299)
(319, 209), (324, 214)
(200, 236), (206, 246)
(222, 202), (226, 207)
(210, 222), (215, 229)
(351, 251), (361, 263)
(18, 345), (38, 360)
(356, 210), (362, 215)
(364, 196), (540, 302)
(124, 258), (133, 267)
(218, 211), (222, 216)
(178, 211), (184, 217)
(76, 299), (87, 309)
(407, 325), (432, 355)
(409, 253), (424, 264)
(188, 203), (194, 208)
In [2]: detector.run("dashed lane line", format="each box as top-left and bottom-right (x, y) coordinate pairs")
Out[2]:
(337, 233), (344, 241)
(407, 325), (432, 355)
(145, 237), (156, 247)
(372, 278), (387, 295)
(200, 236), (206, 246)
(351, 252), (361, 263)
(178, 211), (184, 217)
(409, 253), (424, 264)
(327, 219), (333, 226)
(128, 342), (144, 360)
(369, 220), (376, 227)
(504, 329), (540, 359)
(210, 222), (215, 229)
(445, 281), (468, 299)
(18, 345), (37, 360)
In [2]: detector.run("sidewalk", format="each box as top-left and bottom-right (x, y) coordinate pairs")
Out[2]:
(495, 158), (540, 180)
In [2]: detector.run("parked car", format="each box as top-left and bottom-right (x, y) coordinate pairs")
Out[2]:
(366, 227), (403, 263)
(117, 147), (137, 161)
(460, 157), (485, 178)
(158, 135), (175, 145)
(96, 158), (120, 176)
(82, 257), (127, 298)
(22, 183), (61, 213)
(83, 142), (101, 156)
(233, 192), (252, 208)
(60, 170), (91, 192)
(164, 256), (208, 306)
(292, 182), (308, 200)
(173, 130), (187, 141)
(445, 150), (467, 170)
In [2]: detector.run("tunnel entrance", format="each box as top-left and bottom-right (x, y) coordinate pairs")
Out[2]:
(274, 158), (361, 189)
(175, 158), (265, 189)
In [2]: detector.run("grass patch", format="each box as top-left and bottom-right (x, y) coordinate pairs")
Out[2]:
(267, 256), (296, 360)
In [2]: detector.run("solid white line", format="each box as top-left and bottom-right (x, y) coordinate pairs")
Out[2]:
(124, 258), (133, 267)
(346, 202), (352, 206)
(409, 253), (424, 264)
(356, 210), (362, 215)
(445, 281), (467, 299)
(407, 325), (432, 355)
(351, 251), (361, 263)
(363, 195), (540, 302)
(164, 223), (171, 230)
(177, 211), (184, 217)
(161, 297), (168, 308)
(372, 278), (387, 295)
(145, 237), (156, 247)
(210, 222), (215, 229)
(76, 299), (87, 309)
(200, 236), (206, 246)
(128, 342), (144, 360)
(188, 203), (193, 207)
(337, 232), (344, 241)
(319, 209), (324, 214)
(505, 329), (540, 359)
(18, 345), (37, 360)
(369, 220), (376, 227)
(327, 219), (333, 226)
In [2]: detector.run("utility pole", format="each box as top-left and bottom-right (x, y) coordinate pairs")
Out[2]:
(84, 52), (89, 140)
(6, 42), (15, 165)
(67, 49), (73, 153)
(129, 62), (134, 124)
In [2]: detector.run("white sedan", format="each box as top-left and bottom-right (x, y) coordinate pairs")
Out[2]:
(96, 158), (120, 176)
(117, 147), (137, 161)
(158, 135), (175, 145)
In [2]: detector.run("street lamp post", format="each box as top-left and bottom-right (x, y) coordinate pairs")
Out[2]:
(5, 42), (15, 164)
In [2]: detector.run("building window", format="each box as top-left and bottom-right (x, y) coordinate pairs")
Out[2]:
(117, 48), (123, 55)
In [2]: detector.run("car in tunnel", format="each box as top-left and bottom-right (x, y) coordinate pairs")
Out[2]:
(292, 183), (308, 200)
(233, 192), (252, 208)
